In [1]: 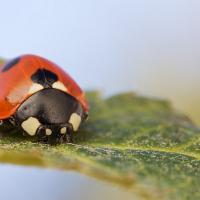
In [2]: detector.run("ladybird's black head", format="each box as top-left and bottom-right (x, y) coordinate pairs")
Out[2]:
(14, 88), (84, 144)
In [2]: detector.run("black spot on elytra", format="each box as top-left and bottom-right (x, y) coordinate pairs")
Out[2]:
(31, 68), (58, 88)
(2, 57), (21, 72)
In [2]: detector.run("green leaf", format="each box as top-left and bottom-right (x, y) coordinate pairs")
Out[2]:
(0, 91), (200, 199)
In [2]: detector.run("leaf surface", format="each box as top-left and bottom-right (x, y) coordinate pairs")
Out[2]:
(0, 89), (200, 199)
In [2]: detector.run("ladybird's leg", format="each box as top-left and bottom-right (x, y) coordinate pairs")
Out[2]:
(0, 118), (16, 133)
(36, 125), (48, 143)
(65, 125), (73, 143)
(0, 120), (5, 133)
(0, 120), (3, 126)
(8, 116), (16, 126)
(82, 112), (89, 121)
(37, 136), (48, 143)
(0, 119), (11, 127)
(0, 120), (4, 137)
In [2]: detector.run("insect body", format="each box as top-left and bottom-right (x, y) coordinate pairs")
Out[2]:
(0, 55), (89, 144)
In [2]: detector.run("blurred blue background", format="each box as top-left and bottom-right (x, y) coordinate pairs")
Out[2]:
(0, 1), (199, 199)
(0, 0), (199, 123)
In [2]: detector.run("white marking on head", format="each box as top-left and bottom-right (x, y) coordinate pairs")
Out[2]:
(46, 128), (52, 136)
(52, 81), (68, 92)
(28, 83), (44, 95)
(60, 127), (67, 134)
(69, 113), (81, 131)
(21, 117), (41, 136)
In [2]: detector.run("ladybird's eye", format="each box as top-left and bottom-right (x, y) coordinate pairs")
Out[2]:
(22, 106), (29, 114)
(22, 106), (28, 113)
(60, 127), (67, 134)
(23, 107), (27, 111)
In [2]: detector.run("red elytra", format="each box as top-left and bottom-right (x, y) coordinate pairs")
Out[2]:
(0, 54), (89, 120)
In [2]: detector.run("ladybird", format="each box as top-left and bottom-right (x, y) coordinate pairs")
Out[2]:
(0, 54), (89, 144)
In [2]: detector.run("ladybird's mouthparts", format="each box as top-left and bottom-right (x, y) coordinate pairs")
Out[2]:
(36, 122), (73, 136)
(36, 123), (74, 145)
